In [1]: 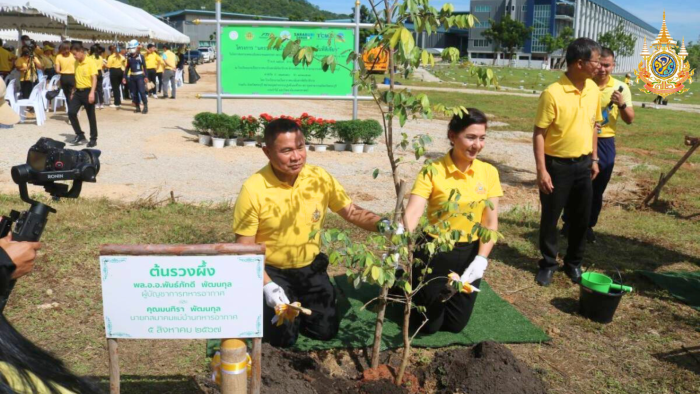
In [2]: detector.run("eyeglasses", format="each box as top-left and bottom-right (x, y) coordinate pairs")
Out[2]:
(584, 59), (601, 65)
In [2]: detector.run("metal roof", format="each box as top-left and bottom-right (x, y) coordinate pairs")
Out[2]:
(589, 0), (657, 34)
(156, 9), (288, 21)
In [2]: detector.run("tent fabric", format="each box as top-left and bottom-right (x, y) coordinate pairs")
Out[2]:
(0, 0), (189, 43)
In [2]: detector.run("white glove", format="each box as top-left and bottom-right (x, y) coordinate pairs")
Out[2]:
(461, 255), (488, 284)
(395, 223), (405, 235)
(263, 282), (290, 308)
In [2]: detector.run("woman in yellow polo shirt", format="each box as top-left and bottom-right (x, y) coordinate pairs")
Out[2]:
(403, 108), (502, 334)
(54, 43), (75, 110)
(14, 47), (43, 99)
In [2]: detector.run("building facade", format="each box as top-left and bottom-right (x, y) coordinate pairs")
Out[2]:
(156, 9), (288, 49)
(468, 0), (657, 71)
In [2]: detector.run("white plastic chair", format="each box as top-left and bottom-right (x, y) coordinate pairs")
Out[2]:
(52, 87), (67, 113)
(3, 81), (19, 113)
(16, 82), (46, 126)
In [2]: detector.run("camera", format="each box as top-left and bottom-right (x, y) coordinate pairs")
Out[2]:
(0, 138), (100, 310)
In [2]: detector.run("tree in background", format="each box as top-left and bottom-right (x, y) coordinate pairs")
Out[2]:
(482, 15), (532, 66)
(130, 0), (344, 20)
(598, 21), (636, 58)
(538, 26), (573, 69)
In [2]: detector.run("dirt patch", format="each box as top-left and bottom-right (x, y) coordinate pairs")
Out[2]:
(424, 341), (548, 394)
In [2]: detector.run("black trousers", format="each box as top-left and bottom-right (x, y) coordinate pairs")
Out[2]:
(263, 254), (338, 348)
(156, 71), (163, 93)
(68, 89), (97, 141)
(128, 74), (148, 107)
(60, 74), (75, 110)
(95, 71), (104, 106)
(109, 68), (123, 105)
(146, 68), (157, 95)
(411, 238), (481, 334)
(20, 81), (33, 99)
(539, 155), (593, 269)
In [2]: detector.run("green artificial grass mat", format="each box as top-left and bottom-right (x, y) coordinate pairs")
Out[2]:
(641, 270), (700, 311)
(208, 274), (547, 355)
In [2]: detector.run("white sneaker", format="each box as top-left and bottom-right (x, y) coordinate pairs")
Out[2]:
(152, 94), (158, 99)
(109, 104), (116, 108)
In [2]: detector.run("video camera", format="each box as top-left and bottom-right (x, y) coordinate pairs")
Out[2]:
(0, 138), (100, 311)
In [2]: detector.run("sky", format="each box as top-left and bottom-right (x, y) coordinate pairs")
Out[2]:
(309, 0), (699, 43)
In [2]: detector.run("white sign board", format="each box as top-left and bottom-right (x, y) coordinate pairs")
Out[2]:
(100, 255), (263, 339)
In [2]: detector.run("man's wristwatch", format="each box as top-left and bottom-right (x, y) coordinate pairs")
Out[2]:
(592, 157), (600, 162)
(619, 103), (627, 110)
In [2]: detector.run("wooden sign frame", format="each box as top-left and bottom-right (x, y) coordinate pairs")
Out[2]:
(99, 243), (265, 394)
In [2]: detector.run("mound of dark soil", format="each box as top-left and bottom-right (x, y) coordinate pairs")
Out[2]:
(260, 343), (408, 394)
(426, 341), (548, 394)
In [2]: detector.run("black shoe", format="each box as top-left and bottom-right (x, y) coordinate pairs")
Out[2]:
(142, 106), (148, 114)
(170, 96), (175, 99)
(586, 228), (597, 244)
(70, 135), (87, 145)
(536, 267), (557, 286)
(87, 140), (97, 148)
(562, 265), (582, 283)
(135, 106), (141, 113)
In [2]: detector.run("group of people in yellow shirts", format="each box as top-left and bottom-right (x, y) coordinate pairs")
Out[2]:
(2, 36), (184, 146)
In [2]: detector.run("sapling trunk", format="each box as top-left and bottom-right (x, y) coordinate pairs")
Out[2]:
(370, 180), (408, 368)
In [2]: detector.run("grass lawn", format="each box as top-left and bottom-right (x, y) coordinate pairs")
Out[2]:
(389, 64), (700, 106)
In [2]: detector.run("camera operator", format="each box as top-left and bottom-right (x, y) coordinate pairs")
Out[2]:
(14, 47), (43, 99)
(0, 235), (41, 285)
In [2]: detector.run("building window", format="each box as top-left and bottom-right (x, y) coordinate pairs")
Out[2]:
(473, 39), (488, 47)
(531, 4), (551, 52)
(522, 5), (527, 12)
(474, 5), (491, 13)
(474, 20), (492, 28)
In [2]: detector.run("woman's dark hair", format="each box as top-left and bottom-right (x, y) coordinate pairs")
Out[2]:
(447, 108), (488, 145)
(20, 48), (30, 57)
(264, 118), (301, 146)
(0, 277), (101, 393)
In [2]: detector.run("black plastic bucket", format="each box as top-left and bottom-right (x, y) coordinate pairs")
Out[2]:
(579, 284), (624, 324)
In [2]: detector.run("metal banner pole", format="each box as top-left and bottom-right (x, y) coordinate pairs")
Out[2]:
(352, 0), (360, 120)
(216, 0), (222, 114)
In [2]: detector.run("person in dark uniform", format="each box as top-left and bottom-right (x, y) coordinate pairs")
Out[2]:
(123, 39), (149, 114)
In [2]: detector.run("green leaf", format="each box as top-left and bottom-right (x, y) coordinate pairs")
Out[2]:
(372, 168), (380, 179)
(421, 49), (429, 66)
(400, 28), (415, 57)
(353, 275), (362, 289)
(371, 265), (380, 281)
(390, 28), (402, 49)
(403, 281), (412, 293)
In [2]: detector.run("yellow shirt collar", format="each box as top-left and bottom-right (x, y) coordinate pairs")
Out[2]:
(444, 150), (475, 178)
(261, 163), (310, 188)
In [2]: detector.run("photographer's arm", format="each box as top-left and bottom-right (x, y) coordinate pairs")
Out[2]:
(0, 235), (41, 279)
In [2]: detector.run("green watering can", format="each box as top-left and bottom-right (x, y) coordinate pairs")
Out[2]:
(581, 272), (633, 294)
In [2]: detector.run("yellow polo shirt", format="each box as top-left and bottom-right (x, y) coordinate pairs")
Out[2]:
(74, 57), (97, 89)
(411, 153), (503, 242)
(0, 362), (76, 394)
(107, 54), (126, 70)
(40, 54), (54, 70)
(599, 77), (633, 138)
(535, 74), (603, 158)
(162, 50), (177, 70)
(55, 53), (75, 74)
(145, 52), (160, 69)
(156, 53), (165, 73)
(91, 55), (104, 72)
(15, 57), (41, 82)
(233, 164), (352, 269)
(0, 46), (14, 72)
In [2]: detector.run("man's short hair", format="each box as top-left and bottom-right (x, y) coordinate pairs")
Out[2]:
(70, 43), (85, 52)
(147, 43), (155, 49)
(600, 47), (615, 59)
(163, 44), (170, 50)
(566, 38), (602, 66)
(264, 118), (301, 147)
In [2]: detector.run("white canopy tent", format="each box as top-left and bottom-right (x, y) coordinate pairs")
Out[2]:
(0, 0), (189, 43)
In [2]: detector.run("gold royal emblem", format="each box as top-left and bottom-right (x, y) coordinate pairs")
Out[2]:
(312, 207), (321, 223)
(635, 12), (695, 99)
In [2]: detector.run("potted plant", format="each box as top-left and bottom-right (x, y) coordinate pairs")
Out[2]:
(333, 120), (352, 152)
(312, 118), (334, 152)
(337, 120), (365, 153)
(193, 112), (214, 146)
(241, 115), (260, 147)
(223, 114), (241, 147)
(361, 119), (383, 153)
(211, 114), (228, 149)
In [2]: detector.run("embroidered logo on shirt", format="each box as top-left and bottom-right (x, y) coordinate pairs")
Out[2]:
(312, 207), (321, 223)
(475, 182), (486, 195)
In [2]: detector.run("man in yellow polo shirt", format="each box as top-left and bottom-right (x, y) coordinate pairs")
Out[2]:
(562, 47), (634, 244)
(68, 44), (98, 147)
(55, 43), (76, 111)
(233, 118), (386, 347)
(144, 44), (162, 99)
(0, 40), (15, 79)
(533, 38), (602, 286)
(161, 44), (177, 99)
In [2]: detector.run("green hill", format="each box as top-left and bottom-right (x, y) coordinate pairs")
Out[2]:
(128, 0), (346, 20)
